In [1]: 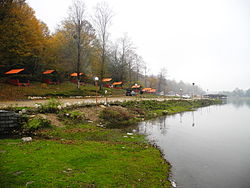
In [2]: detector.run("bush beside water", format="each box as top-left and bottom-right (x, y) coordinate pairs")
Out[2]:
(99, 106), (136, 128)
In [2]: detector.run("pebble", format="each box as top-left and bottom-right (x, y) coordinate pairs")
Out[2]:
(100, 105), (106, 108)
(13, 171), (24, 176)
(26, 181), (34, 186)
(21, 109), (27, 113)
(170, 180), (177, 187)
(21, 137), (32, 142)
(34, 104), (41, 108)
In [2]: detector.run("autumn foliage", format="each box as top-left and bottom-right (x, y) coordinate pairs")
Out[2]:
(0, 0), (204, 94)
(0, 0), (49, 75)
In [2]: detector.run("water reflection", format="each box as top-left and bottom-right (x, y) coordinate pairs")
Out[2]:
(179, 111), (195, 127)
(138, 99), (250, 188)
(179, 112), (183, 123)
(229, 97), (250, 108)
(192, 111), (195, 127)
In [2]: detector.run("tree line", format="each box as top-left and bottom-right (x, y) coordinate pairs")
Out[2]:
(220, 88), (250, 97)
(0, 0), (203, 94)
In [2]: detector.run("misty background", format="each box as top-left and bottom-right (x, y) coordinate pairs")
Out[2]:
(26, 0), (250, 92)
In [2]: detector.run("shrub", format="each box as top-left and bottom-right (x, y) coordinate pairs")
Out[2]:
(37, 98), (62, 113)
(99, 106), (135, 128)
(130, 107), (146, 117)
(23, 117), (51, 132)
(59, 110), (85, 122)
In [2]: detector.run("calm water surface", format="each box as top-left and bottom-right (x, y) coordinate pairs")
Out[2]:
(138, 99), (250, 188)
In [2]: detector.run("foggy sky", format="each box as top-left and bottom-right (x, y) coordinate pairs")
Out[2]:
(26, 0), (250, 91)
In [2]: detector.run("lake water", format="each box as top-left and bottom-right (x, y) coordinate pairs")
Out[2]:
(138, 98), (250, 188)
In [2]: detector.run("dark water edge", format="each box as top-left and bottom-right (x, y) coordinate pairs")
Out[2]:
(139, 99), (250, 188)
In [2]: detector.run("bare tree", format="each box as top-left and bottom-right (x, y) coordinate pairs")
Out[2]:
(157, 67), (167, 93)
(108, 42), (124, 81)
(148, 75), (158, 89)
(92, 2), (113, 88)
(133, 55), (143, 82)
(142, 61), (148, 87)
(127, 50), (140, 84)
(119, 34), (134, 82)
(69, 0), (86, 89)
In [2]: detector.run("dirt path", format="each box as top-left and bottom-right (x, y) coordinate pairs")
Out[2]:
(0, 96), (167, 108)
(38, 114), (64, 127)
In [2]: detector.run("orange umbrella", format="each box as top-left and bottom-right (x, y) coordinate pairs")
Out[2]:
(43, 70), (55, 74)
(112, 82), (123, 85)
(102, 78), (112, 82)
(70, 72), (84, 77)
(5, 69), (24, 74)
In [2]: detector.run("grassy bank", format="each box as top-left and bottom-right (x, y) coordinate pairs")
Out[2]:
(0, 131), (169, 187)
(120, 98), (221, 120)
(0, 82), (125, 101)
(0, 99), (221, 187)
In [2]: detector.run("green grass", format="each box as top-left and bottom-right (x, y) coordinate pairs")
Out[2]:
(39, 121), (145, 144)
(0, 82), (125, 100)
(121, 99), (221, 119)
(0, 121), (171, 187)
(0, 99), (221, 187)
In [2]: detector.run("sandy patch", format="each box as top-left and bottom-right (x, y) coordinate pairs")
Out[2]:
(38, 114), (64, 127)
(77, 106), (103, 122)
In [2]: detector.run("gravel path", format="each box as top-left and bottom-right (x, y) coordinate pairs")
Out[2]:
(0, 96), (167, 108)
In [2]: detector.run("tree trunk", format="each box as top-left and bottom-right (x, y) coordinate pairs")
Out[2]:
(76, 21), (81, 89)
